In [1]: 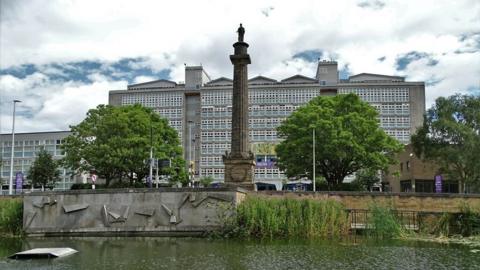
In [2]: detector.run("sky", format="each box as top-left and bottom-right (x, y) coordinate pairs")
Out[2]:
(0, 0), (479, 133)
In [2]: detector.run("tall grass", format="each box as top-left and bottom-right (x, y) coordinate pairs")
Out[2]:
(432, 204), (480, 237)
(232, 197), (348, 239)
(0, 198), (23, 236)
(366, 204), (406, 239)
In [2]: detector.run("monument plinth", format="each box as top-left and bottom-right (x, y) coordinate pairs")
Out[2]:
(223, 24), (255, 190)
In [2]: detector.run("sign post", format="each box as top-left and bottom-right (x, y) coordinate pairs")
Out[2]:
(15, 172), (23, 194)
(434, 175), (442, 193)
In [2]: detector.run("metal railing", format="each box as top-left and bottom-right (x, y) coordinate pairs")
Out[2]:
(348, 209), (419, 231)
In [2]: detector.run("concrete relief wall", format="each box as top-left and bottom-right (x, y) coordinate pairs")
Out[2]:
(23, 188), (242, 235)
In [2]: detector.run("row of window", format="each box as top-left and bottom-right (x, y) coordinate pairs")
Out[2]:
(154, 108), (183, 119)
(380, 117), (411, 129)
(371, 103), (410, 116)
(384, 129), (411, 143)
(121, 93), (184, 107)
(201, 89), (321, 105)
(1, 139), (64, 147)
(201, 130), (279, 143)
(201, 118), (286, 130)
(200, 168), (285, 180)
(1, 148), (62, 159)
(201, 105), (300, 118)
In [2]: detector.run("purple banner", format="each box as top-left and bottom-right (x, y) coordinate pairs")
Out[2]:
(15, 172), (23, 194)
(435, 175), (442, 193)
(256, 161), (276, 169)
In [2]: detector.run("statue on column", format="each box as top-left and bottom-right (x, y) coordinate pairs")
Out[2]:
(237, 23), (245, 42)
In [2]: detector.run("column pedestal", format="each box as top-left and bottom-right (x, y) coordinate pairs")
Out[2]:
(223, 155), (256, 190)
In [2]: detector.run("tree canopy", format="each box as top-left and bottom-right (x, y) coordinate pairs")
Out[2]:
(276, 94), (402, 187)
(28, 148), (60, 189)
(62, 104), (187, 186)
(412, 94), (480, 193)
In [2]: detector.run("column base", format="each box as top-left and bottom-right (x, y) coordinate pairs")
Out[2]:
(223, 156), (256, 191)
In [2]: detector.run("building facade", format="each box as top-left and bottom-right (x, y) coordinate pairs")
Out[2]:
(384, 145), (459, 193)
(109, 61), (425, 190)
(0, 131), (75, 193)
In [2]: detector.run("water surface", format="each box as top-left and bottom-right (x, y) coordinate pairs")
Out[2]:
(0, 237), (479, 270)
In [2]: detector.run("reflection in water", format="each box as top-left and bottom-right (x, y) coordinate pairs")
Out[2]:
(0, 237), (479, 270)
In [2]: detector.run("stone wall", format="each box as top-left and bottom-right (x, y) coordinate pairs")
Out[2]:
(252, 191), (480, 213)
(23, 188), (244, 236)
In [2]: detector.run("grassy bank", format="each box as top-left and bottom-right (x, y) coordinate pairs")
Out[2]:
(221, 196), (480, 241)
(0, 198), (23, 237)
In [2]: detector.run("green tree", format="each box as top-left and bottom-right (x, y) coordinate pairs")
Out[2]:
(353, 169), (380, 191)
(28, 149), (60, 190)
(62, 104), (187, 186)
(412, 94), (480, 193)
(276, 94), (402, 188)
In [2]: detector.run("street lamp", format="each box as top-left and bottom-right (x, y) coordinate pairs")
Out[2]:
(148, 124), (153, 188)
(187, 120), (194, 186)
(9, 100), (21, 195)
(312, 128), (316, 192)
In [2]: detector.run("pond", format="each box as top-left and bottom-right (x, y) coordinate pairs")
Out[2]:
(0, 236), (479, 270)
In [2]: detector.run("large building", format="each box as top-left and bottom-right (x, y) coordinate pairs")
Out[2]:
(384, 145), (459, 193)
(0, 131), (75, 193)
(109, 61), (425, 190)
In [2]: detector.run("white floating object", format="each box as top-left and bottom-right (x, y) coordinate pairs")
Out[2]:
(10, 248), (78, 259)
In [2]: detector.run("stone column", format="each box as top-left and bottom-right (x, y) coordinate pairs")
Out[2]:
(223, 24), (256, 190)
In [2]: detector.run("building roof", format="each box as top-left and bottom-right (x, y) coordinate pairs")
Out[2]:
(349, 73), (405, 82)
(0, 130), (71, 136)
(205, 77), (233, 86)
(127, 79), (177, 89)
(281, 74), (318, 84)
(248, 76), (277, 84)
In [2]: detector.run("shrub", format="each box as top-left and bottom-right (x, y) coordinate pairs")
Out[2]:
(366, 204), (406, 239)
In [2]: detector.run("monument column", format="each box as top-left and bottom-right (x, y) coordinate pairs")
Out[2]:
(223, 24), (256, 190)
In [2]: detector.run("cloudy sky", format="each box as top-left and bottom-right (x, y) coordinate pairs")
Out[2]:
(0, 0), (479, 133)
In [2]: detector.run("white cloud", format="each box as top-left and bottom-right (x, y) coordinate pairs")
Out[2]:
(1, 0), (479, 132)
(133, 75), (157, 84)
(0, 73), (126, 133)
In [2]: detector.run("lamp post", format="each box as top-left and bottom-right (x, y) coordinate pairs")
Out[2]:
(312, 128), (316, 192)
(148, 125), (153, 188)
(9, 100), (21, 195)
(187, 120), (194, 186)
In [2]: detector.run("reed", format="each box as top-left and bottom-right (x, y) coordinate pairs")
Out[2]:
(233, 196), (348, 239)
(0, 198), (23, 236)
(366, 204), (406, 239)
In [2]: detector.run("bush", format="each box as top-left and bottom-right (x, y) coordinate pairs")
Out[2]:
(367, 204), (406, 239)
(0, 199), (23, 236)
(433, 204), (480, 237)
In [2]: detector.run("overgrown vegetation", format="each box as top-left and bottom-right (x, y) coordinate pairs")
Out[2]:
(431, 204), (480, 237)
(223, 197), (349, 239)
(0, 199), (23, 236)
(366, 204), (407, 239)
